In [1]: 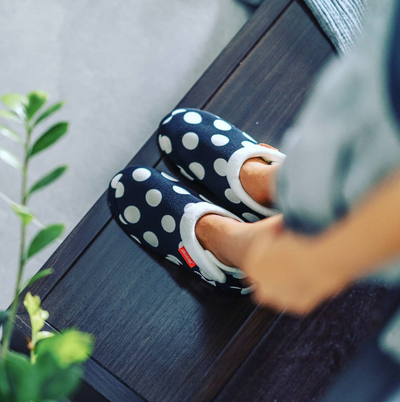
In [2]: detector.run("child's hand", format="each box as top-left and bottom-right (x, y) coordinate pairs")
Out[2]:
(242, 215), (353, 315)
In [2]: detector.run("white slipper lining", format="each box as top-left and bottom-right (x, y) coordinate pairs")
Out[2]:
(180, 202), (244, 284)
(227, 145), (286, 216)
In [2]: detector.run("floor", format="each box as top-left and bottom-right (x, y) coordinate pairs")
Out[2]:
(0, 0), (252, 310)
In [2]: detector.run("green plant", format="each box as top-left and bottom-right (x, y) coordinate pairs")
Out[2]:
(0, 91), (94, 401)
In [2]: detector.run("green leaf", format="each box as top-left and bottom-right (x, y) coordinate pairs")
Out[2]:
(29, 122), (68, 157)
(0, 312), (10, 344)
(25, 91), (47, 120)
(34, 101), (64, 127)
(36, 331), (55, 343)
(0, 110), (21, 123)
(27, 224), (64, 259)
(27, 165), (68, 200)
(0, 311), (10, 326)
(11, 203), (34, 225)
(1, 93), (28, 117)
(23, 292), (41, 317)
(0, 125), (23, 143)
(35, 352), (83, 400)
(0, 148), (22, 170)
(2, 351), (40, 401)
(0, 359), (11, 401)
(36, 329), (94, 368)
(24, 292), (49, 334)
(21, 268), (54, 292)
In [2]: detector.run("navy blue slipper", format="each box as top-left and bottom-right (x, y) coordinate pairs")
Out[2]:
(157, 108), (286, 222)
(108, 166), (254, 295)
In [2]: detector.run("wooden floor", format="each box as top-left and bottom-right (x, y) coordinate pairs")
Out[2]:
(13, 1), (389, 401)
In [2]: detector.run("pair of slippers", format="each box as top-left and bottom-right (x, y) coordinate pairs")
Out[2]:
(108, 108), (285, 294)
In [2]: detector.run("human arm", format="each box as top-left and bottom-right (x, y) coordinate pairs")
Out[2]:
(241, 167), (400, 315)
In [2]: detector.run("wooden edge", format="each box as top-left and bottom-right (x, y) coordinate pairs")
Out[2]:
(17, 0), (293, 308)
(185, 307), (282, 402)
(179, 0), (293, 107)
(12, 313), (148, 402)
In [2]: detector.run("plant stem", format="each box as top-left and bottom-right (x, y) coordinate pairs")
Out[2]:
(0, 191), (49, 231)
(1, 123), (31, 358)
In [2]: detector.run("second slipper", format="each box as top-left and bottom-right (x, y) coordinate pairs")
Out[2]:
(157, 108), (286, 222)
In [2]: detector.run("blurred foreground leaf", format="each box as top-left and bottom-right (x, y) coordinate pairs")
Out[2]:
(27, 224), (64, 259)
(11, 203), (34, 226)
(25, 91), (47, 121)
(0, 110), (20, 123)
(24, 292), (49, 334)
(0, 125), (23, 144)
(21, 268), (54, 292)
(1, 93), (28, 118)
(34, 101), (64, 127)
(27, 165), (68, 200)
(29, 122), (68, 157)
(0, 148), (21, 170)
(36, 329), (94, 369)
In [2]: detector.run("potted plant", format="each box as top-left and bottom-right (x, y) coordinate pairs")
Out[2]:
(0, 91), (94, 401)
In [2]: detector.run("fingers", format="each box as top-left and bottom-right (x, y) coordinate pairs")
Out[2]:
(250, 278), (351, 316)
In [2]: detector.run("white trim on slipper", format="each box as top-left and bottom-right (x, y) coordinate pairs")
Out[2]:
(205, 250), (247, 279)
(226, 144), (286, 216)
(180, 202), (244, 284)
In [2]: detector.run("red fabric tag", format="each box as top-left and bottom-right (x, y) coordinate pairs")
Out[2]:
(179, 246), (196, 268)
(259, 143), (279, 151)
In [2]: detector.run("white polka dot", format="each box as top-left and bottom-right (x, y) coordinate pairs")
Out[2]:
(178, 241), (183, 249)
(189, 162), (205, 180)
(177, 165), (194, 181)
(115, 182), (124, 198)
(182, 132), (199, 150)
(172, 109), (186, 116)
(146, 189), (162, 207)
(132, 168), (151, 182)
(119, 214), (128, 225)
(199, 194), (213, 204)
(242, 212), (260, 222)
(225, 188), (241, 204)
(165, 254), (182, 265)
(161, 215), (176, 233)
(162, 116), (173, 125)
(183, 111), (202, 124)
(184, 202), (195, 212)
(214, 158), (227, 176)
(213, 119), (232, 131)
(241, 285), (255, 295)
(111, 173), (122, 189)
(161, 172), (178, 182)
(242, 132), (257, 143)
(242, 141), (258, 148)
(211, 134), (229, 146)
(159, 136), (172, 154)
(143, 231), (159, 247)
(173, 185), (190, 195)
(130, 235), (141, 244)
(124, 206), (140, 223)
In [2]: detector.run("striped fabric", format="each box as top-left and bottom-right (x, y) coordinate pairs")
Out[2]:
(304, 0), (367, 54)
(240, 0), (367, 55)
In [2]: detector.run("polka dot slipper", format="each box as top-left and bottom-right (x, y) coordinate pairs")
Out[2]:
(157, 108), (286, 222)
(108, 166), (254, 295)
